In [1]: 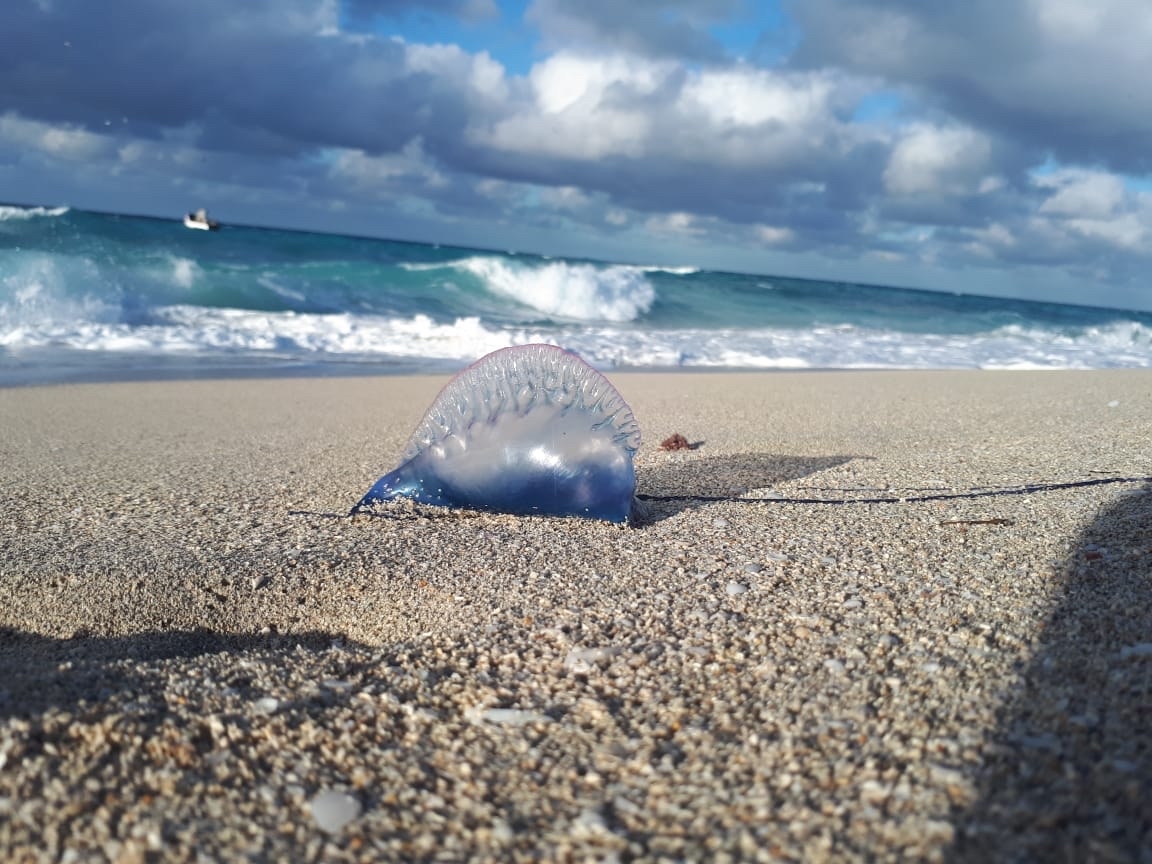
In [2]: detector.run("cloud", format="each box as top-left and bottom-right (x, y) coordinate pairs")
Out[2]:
(537, 185), (593, 210)
(0, 112), (111, 161)
(0, 0), (481, 158)
(1037, 168), (1126, 219)
(755, 224), (795, 245)
(479, 54), (662, 160)
(790, 0), (1152, 173)
(645, 211), (711, 237)
(680, 66), (848, 129)
(883, 124), (995, 197)
(526, 0), (745, 62)
(893, 164), (1152, 290)
(345, 0), (498, 20)
(475, 51), (884, 232)
(326, 140), (448, 192)
(1034, 167), (1152, 253)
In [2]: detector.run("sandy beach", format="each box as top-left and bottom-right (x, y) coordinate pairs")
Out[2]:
(1, 369), (1149, 862)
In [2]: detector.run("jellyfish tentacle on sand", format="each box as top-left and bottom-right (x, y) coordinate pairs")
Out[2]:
(352, 344), (641, 523)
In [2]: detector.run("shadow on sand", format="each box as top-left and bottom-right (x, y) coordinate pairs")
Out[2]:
(948, 483), (1152, 860)
(0, 628), (368, 721)
(636, 453), (862, 522)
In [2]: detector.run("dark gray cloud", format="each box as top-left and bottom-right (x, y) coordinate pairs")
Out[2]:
(0, 0), (468, 158)
(344, 0), (497, 20)
(526, 0), (747, 62)
(788, 0), (1152, 174)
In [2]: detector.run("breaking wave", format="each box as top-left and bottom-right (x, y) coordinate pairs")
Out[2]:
(0, 205), (69, 221)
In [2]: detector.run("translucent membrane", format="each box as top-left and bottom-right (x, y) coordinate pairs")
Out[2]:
(353, 344), (641, 523)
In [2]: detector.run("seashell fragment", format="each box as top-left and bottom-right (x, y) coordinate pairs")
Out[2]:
(352, 344), (641, 522)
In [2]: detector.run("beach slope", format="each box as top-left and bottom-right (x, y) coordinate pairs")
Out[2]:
(2, 371), (1149, 861)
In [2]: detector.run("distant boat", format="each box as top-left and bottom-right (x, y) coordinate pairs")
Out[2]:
(183, 208), (219, 231)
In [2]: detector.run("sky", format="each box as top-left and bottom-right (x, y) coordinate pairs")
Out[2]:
(2, 0), (1151, 312)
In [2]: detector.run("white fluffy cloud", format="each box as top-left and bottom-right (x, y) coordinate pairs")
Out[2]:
(883, 124), (997, 198)
(1037, 169), (1126, 219)
(645, 211), (711, 237)
(403, 41), (509, 103)
(681, 67), (844, 129)
(327, 140), (447, 190)
(480, 53), (870, 174)
(1035, 168), (1152, 252)
(755, 224), (795, 245)
(0, 112), (111, 161)
(479, 54), (663, 159)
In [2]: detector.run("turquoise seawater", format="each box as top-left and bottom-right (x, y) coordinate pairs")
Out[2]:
(2, 205), (1150, 384)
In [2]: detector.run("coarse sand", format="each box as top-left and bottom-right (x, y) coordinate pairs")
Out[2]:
(1, 370), (1150, 861)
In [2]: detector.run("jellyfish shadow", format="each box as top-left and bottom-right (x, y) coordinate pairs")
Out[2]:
(635, 452), (864, 523)
(948, 483), (1152, 860)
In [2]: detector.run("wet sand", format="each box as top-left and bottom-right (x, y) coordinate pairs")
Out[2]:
(1, 370), (1150, 861)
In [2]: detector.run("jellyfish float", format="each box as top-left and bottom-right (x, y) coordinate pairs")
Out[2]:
(352, 344), (641, 523)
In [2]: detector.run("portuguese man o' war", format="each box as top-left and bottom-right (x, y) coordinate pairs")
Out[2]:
(352, 344), (641, 523)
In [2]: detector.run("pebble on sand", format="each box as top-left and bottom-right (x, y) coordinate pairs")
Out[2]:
(564, 646), (613, 674)
(1119, 643), (1152, 659)
(253, 696), (280, 714)
(467, 707), (552, 726)
(310, 790), (361, 834)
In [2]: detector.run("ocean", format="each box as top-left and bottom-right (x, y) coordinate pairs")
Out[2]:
(2, 204), (1150, 385)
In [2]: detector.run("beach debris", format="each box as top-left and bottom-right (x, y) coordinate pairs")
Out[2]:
(563, 646), (616, 673)
(658, 432), (696, 451)
(711, 517), (730, 528)
(465, 706), (552, 726)
(571, 806), (612, 838)
(253, 696), (280, 714)
(310, 790), (361, 833)
(351, 344), (641, 523)
(939, 518), (1014, 527)
(1119, 643), (1152, 659)
(725, 581), (749, 596)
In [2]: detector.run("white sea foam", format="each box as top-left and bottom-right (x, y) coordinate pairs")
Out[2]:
(406, 258), (698, 278)
(639, 264), (700, 275)
(0, 306), (518, 360)
(2, 303), (1149, 371)
(0, 205), (69, 221)
(0, 254), (114, 331)
(257, 273), (307, 304)
(169, 257), (200, 289)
